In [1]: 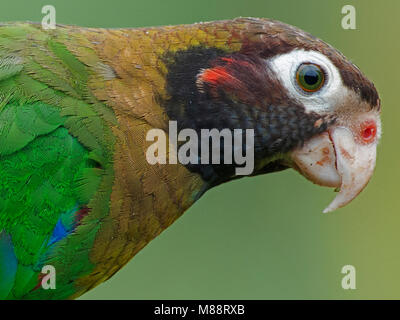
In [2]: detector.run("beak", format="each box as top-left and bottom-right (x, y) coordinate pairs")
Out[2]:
(290, 127), (377, 213)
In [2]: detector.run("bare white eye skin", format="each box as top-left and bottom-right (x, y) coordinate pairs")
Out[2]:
(267, 49), (351, 114)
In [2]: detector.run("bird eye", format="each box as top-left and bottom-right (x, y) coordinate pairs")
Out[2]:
(296, 63), (325, 93)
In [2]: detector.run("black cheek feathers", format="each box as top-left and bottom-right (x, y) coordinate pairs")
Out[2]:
(159, 46), (332, 184)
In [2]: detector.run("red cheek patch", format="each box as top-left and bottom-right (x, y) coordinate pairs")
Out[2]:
(360, 120), (377, 144)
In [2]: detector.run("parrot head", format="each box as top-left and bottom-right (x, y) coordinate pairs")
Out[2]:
(268, 49), (381, 213)
(163, 18), (381, 213)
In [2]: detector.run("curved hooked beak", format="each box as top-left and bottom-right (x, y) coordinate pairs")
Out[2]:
(290, 127), (378, 213)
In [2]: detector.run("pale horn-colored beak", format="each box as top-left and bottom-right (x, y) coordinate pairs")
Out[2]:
(290, 127), (378, 213)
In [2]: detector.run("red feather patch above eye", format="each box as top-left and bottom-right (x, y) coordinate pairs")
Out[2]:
(198, 56), (255, 87)
(196, 54), (272, 106)
(196, 57), (248, 96)
(199, 66), (233, 85)
(221, 57), (234, 63)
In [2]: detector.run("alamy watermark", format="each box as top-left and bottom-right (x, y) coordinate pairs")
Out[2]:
(341, 265), (356, 290)
(341, 5), (356, 30)
(41, 265), (56, 290)
(146, 121), (255, 175)
(41, 5), (56, 29)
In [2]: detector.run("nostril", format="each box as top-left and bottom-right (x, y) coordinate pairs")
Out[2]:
(363, 127), (374, 139)
(360, 120), (377, 143)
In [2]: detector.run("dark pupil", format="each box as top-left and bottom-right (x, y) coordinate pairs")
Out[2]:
(303, 67), (319, 85)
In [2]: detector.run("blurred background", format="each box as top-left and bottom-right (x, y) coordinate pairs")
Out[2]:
(1, 0), (398, 299)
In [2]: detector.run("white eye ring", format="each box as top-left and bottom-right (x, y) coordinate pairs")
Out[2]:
(268, 49), (348, 114)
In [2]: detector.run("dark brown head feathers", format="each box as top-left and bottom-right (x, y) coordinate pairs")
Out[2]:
(233, 17), (380, 108)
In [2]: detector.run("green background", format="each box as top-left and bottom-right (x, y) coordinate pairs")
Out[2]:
(1, 0), (398, 299)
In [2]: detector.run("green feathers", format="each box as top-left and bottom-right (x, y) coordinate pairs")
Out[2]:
(0, 23), (117, 299)
(0, 102), (63, 155)
(0, 20), (229, 299)
(0, 126), (90, 299)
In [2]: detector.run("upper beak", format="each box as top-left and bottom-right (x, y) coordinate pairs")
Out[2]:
(290, 127), (377, 213)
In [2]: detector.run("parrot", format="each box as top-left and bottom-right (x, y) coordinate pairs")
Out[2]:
(0, 17), (381, 299)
